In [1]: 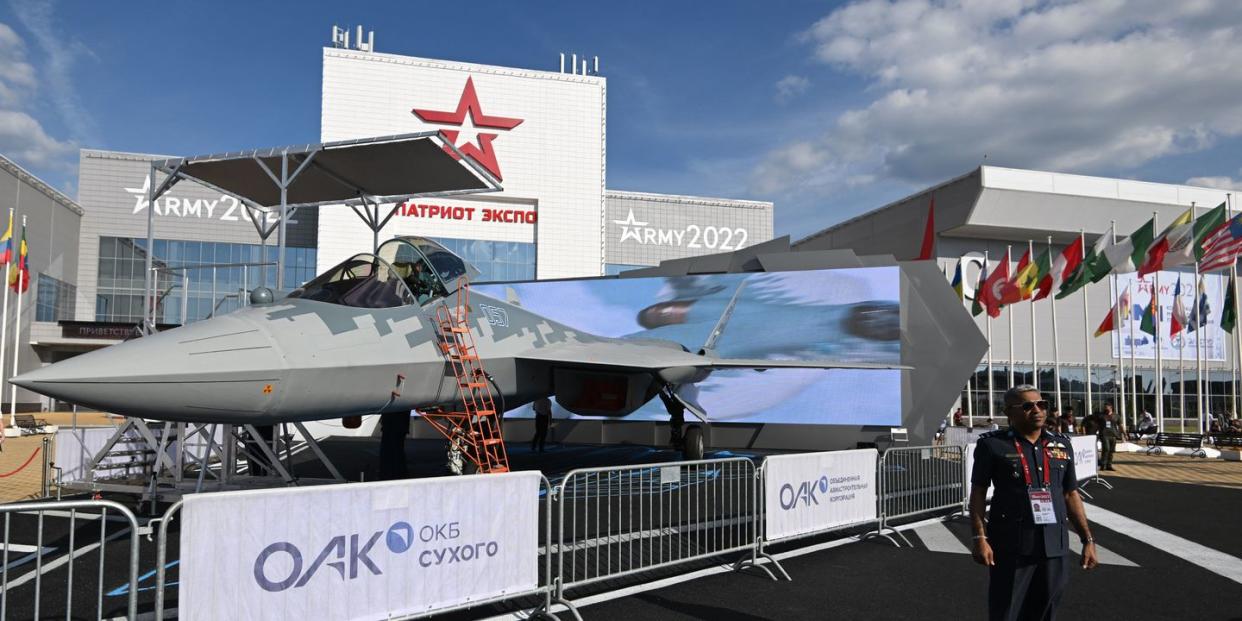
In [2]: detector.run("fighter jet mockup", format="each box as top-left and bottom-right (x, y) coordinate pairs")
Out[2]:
(12, 237), (903, 462)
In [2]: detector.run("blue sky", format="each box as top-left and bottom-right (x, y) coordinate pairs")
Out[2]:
(3, 1), (1242, 241)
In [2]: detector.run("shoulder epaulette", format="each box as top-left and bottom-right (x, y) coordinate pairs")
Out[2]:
(979, 429), (1004, 439)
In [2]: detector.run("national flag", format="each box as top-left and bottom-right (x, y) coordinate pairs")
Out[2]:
(1139, 292), (1158, 337)
(0, 211), (11, 266)
(1094, 284), (1132, 337)
(999, 248), (1030, 305)
(1199, 212), (1242, 272)
(979, 248), (1011, 318)
(1031, 246), (1058, 301)
(1058, 233), (1108, 298)
(1223, 279), (1237, 334)
(1162, 202), (1228, 270)
(1138, 207), (1195, 277)
(1051, 237), (1084, 299)
(1170, 277), (1188, 337)
(1187, 277), (1209, 333)
(950, 260), (964, 302)
(1100, 217), (1155, 276)
(1018, 248), (1052, 300)
(7, 223), (27, 293)
(971, 260), (988, 317)
(917, 198), (935, 261)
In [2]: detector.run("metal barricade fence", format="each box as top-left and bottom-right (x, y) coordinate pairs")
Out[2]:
(866, 445), (967, 547)
(153, 475), (577, 621)
(552, 457), (759, 600)
(0, 499), (141, 620)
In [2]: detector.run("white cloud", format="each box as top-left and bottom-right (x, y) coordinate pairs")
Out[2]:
(775, 75), (810, 102)
(1186, 170), (1242, 191)
(757, 0), (1242, 198)
(0, 109), (75, 166)
(0, 19), (74, 169)
(9, 1), (96, 143)
(0, 22), (36, 107)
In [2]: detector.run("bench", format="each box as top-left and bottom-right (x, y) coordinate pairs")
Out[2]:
(1145, 432), (1207, 458)
(1210, 432), (1242, 449)
(13, 414), (49, 434)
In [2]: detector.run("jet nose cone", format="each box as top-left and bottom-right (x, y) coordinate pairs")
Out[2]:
(14, 314), (284, 422)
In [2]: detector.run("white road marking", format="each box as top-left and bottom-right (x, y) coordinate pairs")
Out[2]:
(1086, 503), (1242, 584)
(481, 515), (952, 621)
(1070, 535), (1137, 567)
(912, 522), (971, 555)
(1, 527), (132, 592)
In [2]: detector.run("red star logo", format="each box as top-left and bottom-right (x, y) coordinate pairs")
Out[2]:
(412, 77), (523, 181)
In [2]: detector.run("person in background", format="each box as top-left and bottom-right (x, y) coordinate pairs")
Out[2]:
(954, 408), (965, 427)
(1088, 403), (1124, 471)
(1136, 410), (1157, 435)
(531, 397), (552, 452)
(1061, 406), (1076, 435)
(970, 385), (1098, 620)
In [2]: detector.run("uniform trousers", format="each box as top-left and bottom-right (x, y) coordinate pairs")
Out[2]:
(988, 553), (1070, 621)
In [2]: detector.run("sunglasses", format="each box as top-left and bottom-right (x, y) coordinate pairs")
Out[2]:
(1012, 400), (1050, 413)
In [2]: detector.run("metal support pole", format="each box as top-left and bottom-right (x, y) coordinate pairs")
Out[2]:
(144, 164), (156, 332)
(277, 154), (288, 290)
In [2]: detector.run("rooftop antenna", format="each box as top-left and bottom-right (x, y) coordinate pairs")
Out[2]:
(560, 52), (565, 73)
(593, 56), (599, 74)
(571, 53), (578, 75)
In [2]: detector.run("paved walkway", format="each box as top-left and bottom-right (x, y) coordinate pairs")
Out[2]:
(1108, 451), (1242, 490)
(0, 412), (119, 502)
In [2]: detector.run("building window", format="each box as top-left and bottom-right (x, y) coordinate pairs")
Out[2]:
(36, 273), (76, 322)
(95, 236), (317, 325)
(428, 237), (535, 282)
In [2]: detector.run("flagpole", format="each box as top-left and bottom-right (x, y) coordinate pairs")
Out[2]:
(1008, 245), (1015, 391)
(1154, 211), (1164, 432)
(1178, 282), (1185, 430)
(1110, 221), (1124, 424)
(1227, 191), (1237, 419)
(1049, 236), (1063, 412)
(7, 216), (25, 426)
(0, 205), (11, 430)
(1130, 286), (1138, 424)
(1196, 263), (1204, 433)
(984, 251), (994, 423)
(1081, 231), (1093, 418)
(1029, 240), (1038, 393)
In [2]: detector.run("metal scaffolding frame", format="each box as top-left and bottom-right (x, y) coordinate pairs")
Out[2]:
(138, 131), (502, 332)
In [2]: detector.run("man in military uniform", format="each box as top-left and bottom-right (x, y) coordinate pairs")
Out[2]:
(971, 385), (1098, 620)
(1088, 403), (1124, 470)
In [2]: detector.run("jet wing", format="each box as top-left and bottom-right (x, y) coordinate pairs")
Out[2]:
(512, 340), (908, 372)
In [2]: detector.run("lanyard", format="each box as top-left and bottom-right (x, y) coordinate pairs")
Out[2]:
(1013, 437), (1051, 488)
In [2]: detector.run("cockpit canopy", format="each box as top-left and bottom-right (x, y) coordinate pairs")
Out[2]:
(288, 237), (479, 308)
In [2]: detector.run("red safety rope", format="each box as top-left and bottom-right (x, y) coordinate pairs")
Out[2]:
(0, 446), (41, 478)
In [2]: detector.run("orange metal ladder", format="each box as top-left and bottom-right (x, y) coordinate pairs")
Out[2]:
(421, 279), (510, 474)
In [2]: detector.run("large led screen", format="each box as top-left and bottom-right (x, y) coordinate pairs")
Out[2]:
(475, 267), (902, 426)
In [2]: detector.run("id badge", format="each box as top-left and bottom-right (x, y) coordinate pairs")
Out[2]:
(1029, 490), (1057, 524)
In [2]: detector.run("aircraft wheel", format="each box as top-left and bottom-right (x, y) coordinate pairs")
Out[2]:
(683, 425), (705, 461)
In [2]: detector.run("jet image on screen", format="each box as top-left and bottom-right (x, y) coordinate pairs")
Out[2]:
(476, 267), (902, 426)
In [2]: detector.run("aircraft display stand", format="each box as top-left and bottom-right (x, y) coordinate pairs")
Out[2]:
(60, 417), (346, 506)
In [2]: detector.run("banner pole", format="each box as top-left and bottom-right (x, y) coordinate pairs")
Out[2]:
(1029, 240), (1038, 392)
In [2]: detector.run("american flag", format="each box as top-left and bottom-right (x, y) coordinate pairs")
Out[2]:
(1199, 213), (1242, 272)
